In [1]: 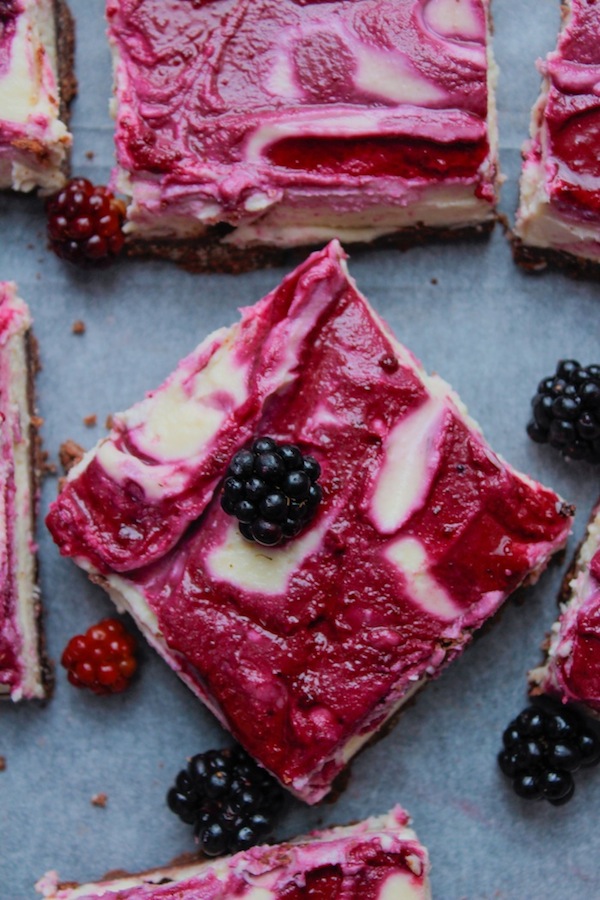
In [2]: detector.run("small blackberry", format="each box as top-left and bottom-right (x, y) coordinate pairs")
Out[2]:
(61, 618), (137, 695)
(221, 438), (322, 546)
(498, 700), (600, 805)
(46, 178), (126, 265)
(527, 359), (600, 463)
(166, 746), (284, 857)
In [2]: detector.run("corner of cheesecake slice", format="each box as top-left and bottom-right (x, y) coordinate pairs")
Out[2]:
(513, 0), (600, 274)
(36, 805), (431, 899)
(0, 0), (76, 193)
(47, 240), (573, 801)
(529, 499), (600, 715)
(0, 282), (48, 701)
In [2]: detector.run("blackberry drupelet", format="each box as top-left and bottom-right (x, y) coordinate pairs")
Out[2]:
(46, 178), (126, 265)
(166, 746), (285, 857)
(221, 438), (322, 546)
(498, 701), (600, 805)
(527, 359), (600, 463)
(61, 618), (137, 695)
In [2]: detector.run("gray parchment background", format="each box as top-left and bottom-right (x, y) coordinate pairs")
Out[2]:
(1, 2), (600, 897)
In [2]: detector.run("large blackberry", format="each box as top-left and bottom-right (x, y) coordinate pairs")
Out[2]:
(166, 746), (284, 857)
(498, 701), (600, 805)
(221, 438), (322, 546)
(527, 359), (600, 463)
(46, 178), (126, 265)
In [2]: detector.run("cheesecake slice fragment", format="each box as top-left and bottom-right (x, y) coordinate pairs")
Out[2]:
(0, 282), (46, 701)
(36, 806), (431, 899)
(107, 0), (500, 271)
(514, 0), (600, 273)
(529, 501), (600, 714)
(47, 241), (573, 802)
(0, 0), (75, 193)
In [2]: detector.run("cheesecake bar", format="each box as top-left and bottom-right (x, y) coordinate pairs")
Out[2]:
(0, 0), (75, 193)
(0, 282), (46, 701)
(47, 241), (573, 802)
(514, 0), (600, 273)
(106, 0), (500, 271)
(530, 501), (600, 714)
(36, 807), (431, 899)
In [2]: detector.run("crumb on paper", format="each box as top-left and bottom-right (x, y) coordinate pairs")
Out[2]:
(431, 277), (438, 285)
(105, 414), (114, 431)
(59, 439), (85, 473)
(83, 414), (97, 428)
(0, 756), (6, 771)
(72, 320), (86, 335)
(85, 150), (95, 161)
(91, 792), (107, 808)
(31, 415), (44, 429)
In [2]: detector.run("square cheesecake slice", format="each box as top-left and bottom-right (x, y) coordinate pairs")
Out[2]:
(107, 0), (500, 271)
(37, 807), (431, 900)
(514, 0), (600, 273)
(0, 282), (46, 701)
(0, 0), (75, 193)
(529, 501), (600, 714)
(47, 241), (573, 802)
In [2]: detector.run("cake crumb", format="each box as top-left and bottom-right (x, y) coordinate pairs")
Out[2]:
(0, 756), (6, 771)
(72, 320), (86, 335)
(91, 792), (107, 808)
(59, 439), (85, 473)
(83, 414), (97, 428)
(430, 277), (438, 285)
(85, 150), (95, 161)
(31, 415), (44, 429)
(105, 414), (114, 430)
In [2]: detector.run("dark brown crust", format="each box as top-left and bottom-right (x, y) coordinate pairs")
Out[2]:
(511, 235), (600, 281)
(125, 219), (496, 275)
(54, 0), (77, 129)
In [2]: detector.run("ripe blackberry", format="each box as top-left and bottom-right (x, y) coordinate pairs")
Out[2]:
(61, 618), (137, 695)
(527, 359), (600, 463)
(46, 178), (126, 265)
(498, 700), (600, 805)
(166, 746), (284, 857)
(221, 438), (322, 546)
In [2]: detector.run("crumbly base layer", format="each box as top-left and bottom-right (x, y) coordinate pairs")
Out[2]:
(125, 219), (495, 274)
(512, 236), (600, 281)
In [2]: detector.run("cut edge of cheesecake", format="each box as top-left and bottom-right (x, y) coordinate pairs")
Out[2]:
(529, 500), (600, 715)
(0, 0), (77, 194)
(35, 806), (431, 900)
(0, 282), (48, 701)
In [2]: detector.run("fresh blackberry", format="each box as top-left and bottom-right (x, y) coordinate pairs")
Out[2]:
(0, 0), (19, 23)
(527, 359), (600, 463)
(221, 438), (322, 546)
(46, 178), (126, 265)
(61, 618), (137, 695)
(166, 746), (284, 857)
(498, 700), (600, 805)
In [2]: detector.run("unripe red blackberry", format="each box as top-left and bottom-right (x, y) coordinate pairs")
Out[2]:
(61, 618), (137, 695)
(46, 178), (126, 265)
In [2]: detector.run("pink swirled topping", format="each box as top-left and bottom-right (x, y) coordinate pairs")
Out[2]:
(535, 503), (600, 712)
(107, 0), (497, 238)
(47, 242), (571, 801)
(533, 0), (600, 219)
